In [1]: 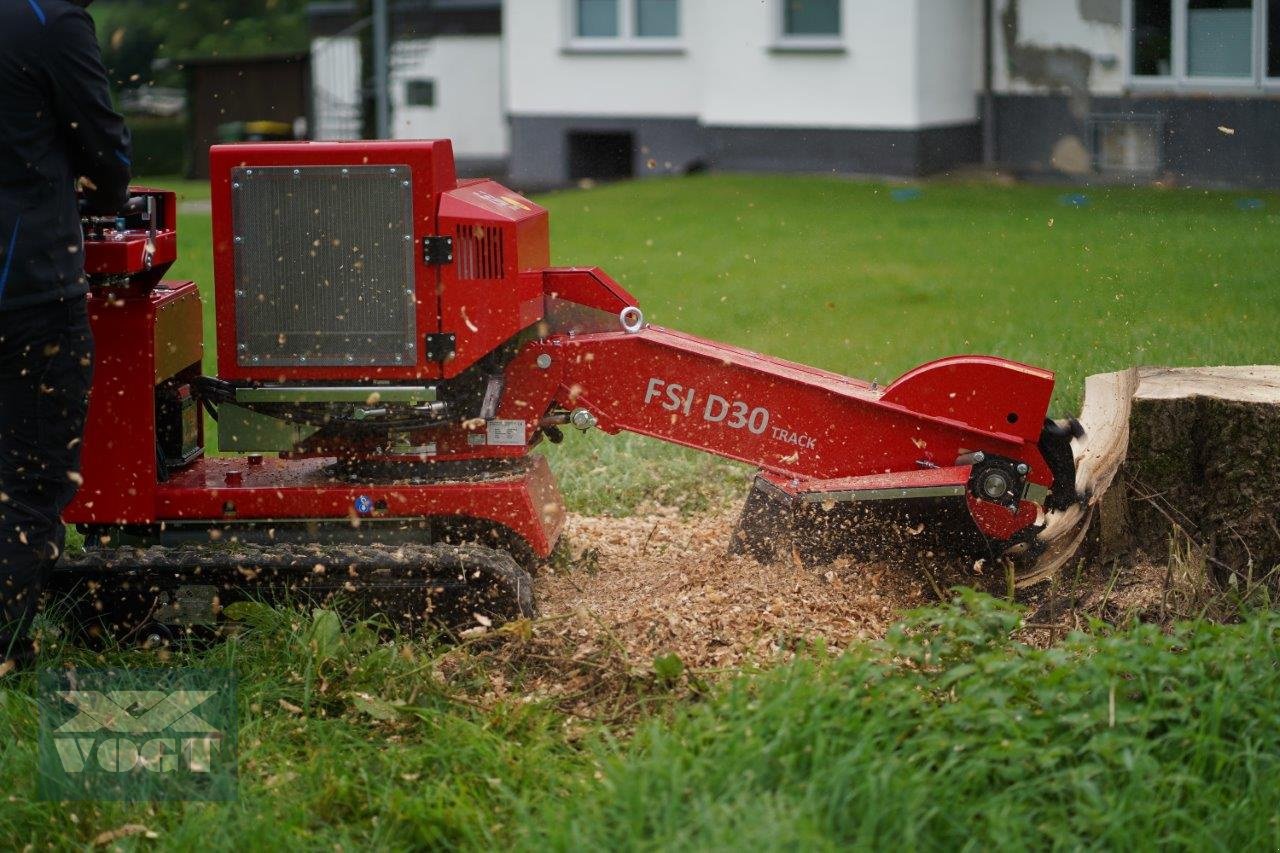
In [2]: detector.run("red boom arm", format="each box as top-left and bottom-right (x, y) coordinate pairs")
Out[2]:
(498, 269), (1058, 544)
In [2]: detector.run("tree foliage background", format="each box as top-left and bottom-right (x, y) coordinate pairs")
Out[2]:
(93, 0), (312, 90)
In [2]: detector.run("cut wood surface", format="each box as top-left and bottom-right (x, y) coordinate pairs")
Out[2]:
(1027, 366), (1280, 586)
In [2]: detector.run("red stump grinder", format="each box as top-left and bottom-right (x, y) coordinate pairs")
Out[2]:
(52, 140), (1080, 639)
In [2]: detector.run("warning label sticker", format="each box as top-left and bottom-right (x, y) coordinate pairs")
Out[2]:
(485, 419), (526, 447)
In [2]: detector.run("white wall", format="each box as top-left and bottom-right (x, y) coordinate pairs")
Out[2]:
(917, 0), (983, 125)
(992, 0), (1127, 95)
(504, 0), (982, 130)
(311, 35), (361, 140)
(310, 35), (510, 159)
(392, 36), (509, 159)
(503, 0), (702, 117)
(698, 0), (927, 127)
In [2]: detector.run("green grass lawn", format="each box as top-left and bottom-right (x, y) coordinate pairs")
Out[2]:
(5, 591), (1280, 849)
(4, 174), (1276, 849)
(166, 173), (1280, 514)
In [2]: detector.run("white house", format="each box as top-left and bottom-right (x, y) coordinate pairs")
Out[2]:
(309, 0), (508, 174)
(309, 0), (1280, 187)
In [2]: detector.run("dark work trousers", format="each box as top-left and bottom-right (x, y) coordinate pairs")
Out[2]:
(0, 297), (93, 661)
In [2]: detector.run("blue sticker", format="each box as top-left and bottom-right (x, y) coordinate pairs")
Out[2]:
(354, 495), (373, 514)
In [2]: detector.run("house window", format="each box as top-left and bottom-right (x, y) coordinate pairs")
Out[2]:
(405, 79), (436, 108)
(1187, 0), (1252, 77)
(783, 0), (841, 37)
(1131, 0), (1278, 85)
(573, 0), (679, 41)
(636, 0), (679, 37)
(1132, 0), (1173, 75)
(1267, 0), (1279, 75)
(577, 0), (620, 37)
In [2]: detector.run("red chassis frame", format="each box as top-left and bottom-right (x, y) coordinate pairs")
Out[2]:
(66, 141), (1062, 565)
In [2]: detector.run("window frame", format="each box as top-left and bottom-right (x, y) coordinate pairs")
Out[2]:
(564, 0), (684, 54)
(774, 0), (845, 52)
(1126, 0), (1280, 91)
(1266, 0), (1280, 81)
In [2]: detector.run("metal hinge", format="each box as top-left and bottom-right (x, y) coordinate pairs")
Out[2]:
(425, 333), (457, 363)
(422, 236), (454, 266)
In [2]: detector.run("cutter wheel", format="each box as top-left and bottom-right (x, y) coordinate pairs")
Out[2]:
(731, 416), (1085, 580)
(731, 476), (991, 568)
(49, 542), (534, 644)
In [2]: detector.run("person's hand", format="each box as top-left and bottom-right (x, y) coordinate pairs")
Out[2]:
(76, 175), (98, 192)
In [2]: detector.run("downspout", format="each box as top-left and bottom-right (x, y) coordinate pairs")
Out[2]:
(982, 0), (997, 167)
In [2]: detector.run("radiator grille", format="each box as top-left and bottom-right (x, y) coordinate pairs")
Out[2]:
(231, 165), (417, 367)
(454, 224), (505, 281)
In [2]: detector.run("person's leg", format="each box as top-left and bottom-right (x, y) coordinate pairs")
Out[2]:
(0, 298), (94, 668)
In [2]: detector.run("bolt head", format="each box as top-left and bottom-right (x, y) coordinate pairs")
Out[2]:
(1016, 463), (1030, 475)
(536, 353), (552, 369)
(980, 471), (1009, 500)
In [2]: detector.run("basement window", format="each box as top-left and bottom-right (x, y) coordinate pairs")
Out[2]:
(1090, 114), (1164, 175)
(567, 131), (634, 182)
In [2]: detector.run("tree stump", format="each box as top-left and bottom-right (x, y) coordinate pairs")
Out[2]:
(1031, 367), (1280, 587)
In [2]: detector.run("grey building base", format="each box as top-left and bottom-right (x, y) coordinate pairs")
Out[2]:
(508, 115), (982, 189)
(994, 93), (1280, 188)
(454, 156), (510, 183)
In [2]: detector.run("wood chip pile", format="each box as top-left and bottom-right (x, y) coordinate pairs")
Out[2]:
(535, 507), (928, 669)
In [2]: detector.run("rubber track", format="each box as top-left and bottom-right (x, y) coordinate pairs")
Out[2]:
(53, 542), (535, 637)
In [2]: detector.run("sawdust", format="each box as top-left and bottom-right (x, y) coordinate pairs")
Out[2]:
(535, 506), (927, 669)
(433, 504), (928, 720)
(436, 505), (1181, 720)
